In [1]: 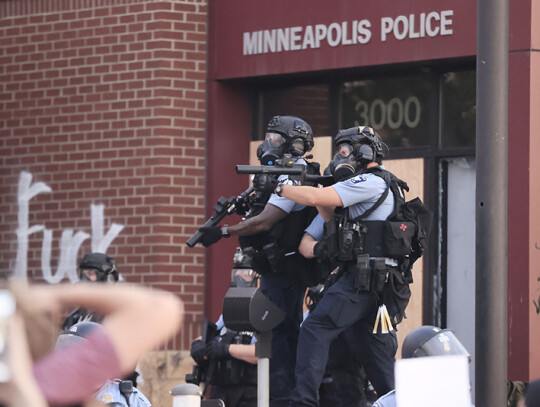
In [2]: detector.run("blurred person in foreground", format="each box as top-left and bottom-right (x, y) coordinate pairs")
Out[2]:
(57, 321), (152, 407)
(0, 288), (47, 407)
(2, 281), (183, 407)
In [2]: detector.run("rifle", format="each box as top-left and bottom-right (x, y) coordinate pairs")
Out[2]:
(186, 185), (255, 248)
(235, 164), (334, 186)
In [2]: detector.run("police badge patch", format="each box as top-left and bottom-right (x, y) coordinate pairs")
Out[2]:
(101, 393), (114, 403)
(349, 175), (367, 184)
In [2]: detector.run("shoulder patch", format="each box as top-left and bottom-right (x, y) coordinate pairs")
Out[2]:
(349, 175), (367, 184)
(283, 178), (299, 186)
(101, 393), (114, 403)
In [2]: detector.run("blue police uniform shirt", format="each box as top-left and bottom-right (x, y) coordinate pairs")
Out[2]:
(331, 170), (394, 220)
(304, 213), (325, 241)
(267, 159), (307, 214)
(95, 379), (152, 406)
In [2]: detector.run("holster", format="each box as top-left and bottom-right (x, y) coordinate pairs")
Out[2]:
(371, 258), (388, 295)
(262, 242), (286, 273)
(354, 253), (371, 291)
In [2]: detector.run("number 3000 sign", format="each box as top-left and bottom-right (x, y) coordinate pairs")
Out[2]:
(354, 96), (421, 129)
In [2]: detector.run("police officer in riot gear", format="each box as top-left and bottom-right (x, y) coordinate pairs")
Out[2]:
(198, 115), (317, 407)
(254, 125), (403, 407)
(300, 213), (398, 407)
(189, 248), (259, 407)
(62, 252), (119, 330)
(373, 325), (472, 407)
(78, 252), (119, 283)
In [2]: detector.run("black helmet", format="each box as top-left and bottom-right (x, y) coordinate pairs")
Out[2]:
(334, 126), (386, 164)
(257, 115), (314, 164)
(402, 325), (471, 361)
(56, 320), (100, 349)
(78, 252), (118, 282)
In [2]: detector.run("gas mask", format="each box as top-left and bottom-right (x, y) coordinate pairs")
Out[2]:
(328, 143), (359, 181)
(230, 268), (257, 288)
(256, 132), (287, 165)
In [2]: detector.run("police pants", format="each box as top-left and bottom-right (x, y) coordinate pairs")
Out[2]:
(260, 271), (305, 407)
(322, 330), (368, 407)
(289, 272), (395, 407)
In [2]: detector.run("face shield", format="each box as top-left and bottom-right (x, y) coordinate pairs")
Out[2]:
(79, 268), (99, 282)
(230, 268), (257, 288)
(55, 332), (87, 350)
(257, 132), (287, 165)
(412, 330), (472, 362)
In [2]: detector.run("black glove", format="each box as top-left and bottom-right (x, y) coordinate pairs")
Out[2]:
(190, 339), (207, 365)
(199, 226), (222, 247)
(205, 340), (231, 360)
(313, 241), (327, 260)
(253, 173), (278, 194)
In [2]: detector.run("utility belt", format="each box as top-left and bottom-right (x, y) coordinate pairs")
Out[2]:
(240, 242), (298, 277)
(324, 215), (407, 293)
(342, 256), (398, 294)
(326, 218), (414, 260)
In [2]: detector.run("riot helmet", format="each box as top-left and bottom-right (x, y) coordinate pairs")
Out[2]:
(56, 320), (100, 349)
(328, 126), (387, 181)
(230, 247), (257, 288)
(78, 252), (118, 282)
(256, 115), (314, 165)
(401, 325), (471, 362)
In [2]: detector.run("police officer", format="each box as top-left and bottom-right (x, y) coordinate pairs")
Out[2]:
(372, 325), (473, 407)
(189, 248), (258, 407)
(300, 214), (397, 407)
(254, 125), (402, 407)
(78, 252), (119, 283)
(62, 252), (119, 330)
(198, 115), (317, 407)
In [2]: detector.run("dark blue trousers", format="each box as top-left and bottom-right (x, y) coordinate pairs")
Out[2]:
(289, 272), (396, 407)
(260, 270), (305, 407)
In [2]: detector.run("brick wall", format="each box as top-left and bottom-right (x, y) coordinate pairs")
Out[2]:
(0, 0), (207, 352)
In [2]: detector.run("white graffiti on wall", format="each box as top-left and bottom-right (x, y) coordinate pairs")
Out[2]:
(14, 171), (125, 283)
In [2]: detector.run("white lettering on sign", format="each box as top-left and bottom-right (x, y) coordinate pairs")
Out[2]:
(242, 10), (453, 55)
(243, 19), (372, 55)
(13, 171), (124, 283)
(381, 10), (453, 42)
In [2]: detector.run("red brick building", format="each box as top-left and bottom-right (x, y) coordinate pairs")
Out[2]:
(0, 0), (208, 352)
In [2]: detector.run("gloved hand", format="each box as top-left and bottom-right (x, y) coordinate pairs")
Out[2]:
(253, 173), (278, 194)
(190, 339), (207, 365)
(199, 226), (222, 247)
(205, 340), (231, 360)
(313, 240), (327, 260)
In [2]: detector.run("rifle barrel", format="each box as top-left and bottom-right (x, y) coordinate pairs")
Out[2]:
(235, 165), (304, 175)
